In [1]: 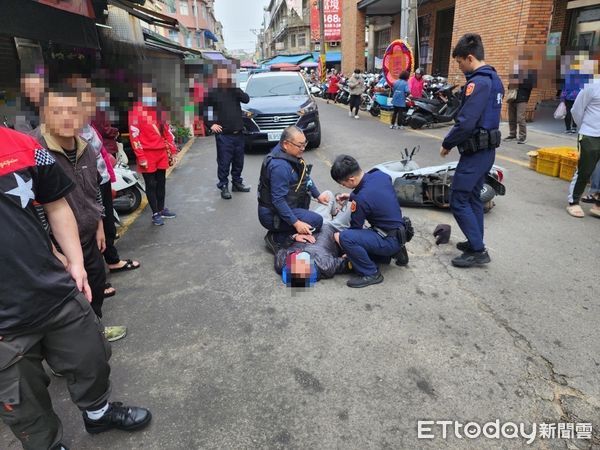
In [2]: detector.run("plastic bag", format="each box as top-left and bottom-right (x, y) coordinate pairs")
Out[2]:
(553, 101), (567, 120)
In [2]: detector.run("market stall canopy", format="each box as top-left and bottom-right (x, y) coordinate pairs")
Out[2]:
(0, 0), (100, 49)
(300, 61), (318, 68)
(202, 51), (230, 62)
(310, 51), (341, 63)
(270, 63), (301, 71)
(264, 54), (313, 66)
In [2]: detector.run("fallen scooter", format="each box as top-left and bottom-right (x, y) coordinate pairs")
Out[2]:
(373, 146), (506, 213)
(112, 143), (146, 214)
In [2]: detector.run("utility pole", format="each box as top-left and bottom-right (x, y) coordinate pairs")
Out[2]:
(318, 0), (326, 82)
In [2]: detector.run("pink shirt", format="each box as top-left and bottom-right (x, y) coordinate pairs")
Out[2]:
(408, 76), (425, 98)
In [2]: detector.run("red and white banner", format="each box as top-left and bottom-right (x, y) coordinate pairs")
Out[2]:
(310, 0), (343, 42)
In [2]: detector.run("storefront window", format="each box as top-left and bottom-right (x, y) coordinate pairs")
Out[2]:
(375, 28), (391, 59)
(568, 6), (600, 52)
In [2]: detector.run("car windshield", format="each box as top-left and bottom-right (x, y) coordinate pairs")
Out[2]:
(237, 71), (250, 83)
(246, 76), (307, 97)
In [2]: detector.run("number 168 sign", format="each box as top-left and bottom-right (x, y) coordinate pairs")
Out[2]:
(310, 0), (343, 42)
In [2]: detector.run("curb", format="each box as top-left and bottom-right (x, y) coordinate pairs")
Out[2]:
(118, 136), (197, 236)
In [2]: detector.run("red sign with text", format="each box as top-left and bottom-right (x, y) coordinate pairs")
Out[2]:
(310, 0), (343, 42)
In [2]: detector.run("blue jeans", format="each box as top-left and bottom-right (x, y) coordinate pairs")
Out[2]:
(258, 206), (323, 245)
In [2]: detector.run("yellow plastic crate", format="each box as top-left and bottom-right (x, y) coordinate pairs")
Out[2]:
(537, 147), (577, 162)
(536, 155), (560, 177)
(559, 154), (579, 181)
(379, 110), (393, 125)
(526, 151), (538, 170)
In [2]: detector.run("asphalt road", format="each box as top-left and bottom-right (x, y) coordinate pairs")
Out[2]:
(2, 101), (599, 450)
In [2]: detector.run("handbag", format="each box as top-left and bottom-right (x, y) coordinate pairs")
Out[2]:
(505, 88), (518, 102)
(553, 101), (567, 120)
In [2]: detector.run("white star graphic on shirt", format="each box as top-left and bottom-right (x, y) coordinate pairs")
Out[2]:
(6, 173), (35, 208)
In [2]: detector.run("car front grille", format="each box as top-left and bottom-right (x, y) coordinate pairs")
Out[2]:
(253, 114), (299, 131)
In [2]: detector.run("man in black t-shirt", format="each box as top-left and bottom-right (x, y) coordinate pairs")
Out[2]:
(0, 127), (151, 450)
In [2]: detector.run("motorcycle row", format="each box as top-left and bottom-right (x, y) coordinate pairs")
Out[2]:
(306, 73), (463, 130)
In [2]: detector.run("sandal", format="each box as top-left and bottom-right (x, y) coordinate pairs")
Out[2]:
(104, 283), (116, 298)
(109, 259), (141, 273)
(581, 194), (599, 204)
(566, 204), (585, 218)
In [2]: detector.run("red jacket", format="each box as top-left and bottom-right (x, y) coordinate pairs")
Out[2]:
(327, 75), (340, 94)
(128, 103), (176, 173)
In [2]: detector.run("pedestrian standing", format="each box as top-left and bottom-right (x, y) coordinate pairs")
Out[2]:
(504, 64), (536, 144)
(566, 77), (600, 218)
(347, 69), (364, 119)
(14, 68), (45, 133)
(203, 63), (251, 200)
(0, 126), (151, 450)
(326, 69), (340, 104)
(390, 71), (411, 129)
(560, 53), (591, 134)
(128, 82), (178, 225)
(408, 68), (425, 99)
(440, 33), (504, 268)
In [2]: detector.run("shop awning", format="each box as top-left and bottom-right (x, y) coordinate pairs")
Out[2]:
(264, 53), (313, 66)
(357, 0), (402, 15)
(202, 51), (229, 62)
(311, 51), (341, 63)
(143, 29), (203, 56)
(204, 30), (219, 42)
(0, 0), (100, 49)
(109, 0), (179, 29)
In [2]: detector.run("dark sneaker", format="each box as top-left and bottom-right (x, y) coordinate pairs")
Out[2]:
(394, 246), (409, 266)
(232, 182), (251, 192)
(456, 240), (473, 252)
(347, 271), (384, 288)
(220, 186), (232, 199)
(503, 135), (516, 141)
(264, 231), (281, 254)
(517, 138), (527, 144)
(160, 208), (176, 219)
(451, 250), (491, 268)
(83, 402), (152, 434)
(151, 213), (164, 226)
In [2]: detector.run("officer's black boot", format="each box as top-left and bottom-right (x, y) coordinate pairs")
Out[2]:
(451, 249), (491, 268)
(347, 271), (384, 288)
(394, 245), (409, 266)
(83, 402), (152, 434)
(264, 231), (281, 254)
(220, 185), (232, 199)
(232, 182), (251, 192)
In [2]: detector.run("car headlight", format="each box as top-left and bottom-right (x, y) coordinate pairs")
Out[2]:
(242, 109), (254, 118)
(297, 102), (317, 116)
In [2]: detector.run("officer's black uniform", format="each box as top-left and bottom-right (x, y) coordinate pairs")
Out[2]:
(442, 65), (503, 257)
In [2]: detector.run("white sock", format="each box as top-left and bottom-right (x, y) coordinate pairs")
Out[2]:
(86, 402), (109, 420)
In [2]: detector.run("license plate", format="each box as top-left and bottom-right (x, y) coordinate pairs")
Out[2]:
(268, 132), (282, 142)
(406, 108), (414, 116)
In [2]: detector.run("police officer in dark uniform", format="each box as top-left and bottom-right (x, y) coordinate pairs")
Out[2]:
(331, 155), (409, 288)
(258, 126), (330, 252)
(440, 33), (503, 268)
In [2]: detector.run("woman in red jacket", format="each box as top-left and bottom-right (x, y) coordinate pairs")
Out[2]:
(326, 69), (340, 104)
(128, 82), (178, 226)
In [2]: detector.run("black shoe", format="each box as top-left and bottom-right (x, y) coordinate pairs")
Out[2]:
(347, 271), (384, 288)
(394, 246), (409, 266)
(503, 135), (516, 141)
(264, 231), (281, 254)
(232, 182), (251, 192)
(456, 240), (473, 252)
(220, 186), (232, 199)
(517, 138), (527, 144)
(451, 250), (491, 268)
(83, 402), (152, 434)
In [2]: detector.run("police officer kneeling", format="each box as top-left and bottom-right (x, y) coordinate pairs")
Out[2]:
(258, 126), (330, 252)
(331, 155), (409, 288)
(440, 33), (503, 268)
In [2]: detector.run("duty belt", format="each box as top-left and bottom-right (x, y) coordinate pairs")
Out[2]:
(457, 129), (501, 155)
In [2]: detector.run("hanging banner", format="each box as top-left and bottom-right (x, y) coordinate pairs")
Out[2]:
(318, 53), (327, 82)
(310, 0), (343, 42)
(382, 39), (414, 86)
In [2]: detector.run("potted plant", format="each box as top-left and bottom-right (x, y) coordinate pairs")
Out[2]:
(173, 124), (192, 146)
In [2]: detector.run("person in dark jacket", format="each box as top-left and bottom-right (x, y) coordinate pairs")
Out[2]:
(258, 126), (331, 251)
(204, 63), (251, 199)
(14, 69), (46, 133)
(505, 64), (536, 144)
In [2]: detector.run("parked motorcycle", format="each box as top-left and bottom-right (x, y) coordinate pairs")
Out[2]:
(373, 146), (506, 213)
(112, 143), (145, 214)
(407, 83), (462, 129)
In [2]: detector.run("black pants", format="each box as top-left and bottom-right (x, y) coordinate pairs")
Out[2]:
(564, 100), (575, 131)
(215, 133), (245, 188)
(82, 238), (106, 318)
(0, 293), (112, 450)
(142, 169), (166, 214)
(349, 94), (361, 116)
(392, 106), (407, 126)
(100, 181), (120, 265)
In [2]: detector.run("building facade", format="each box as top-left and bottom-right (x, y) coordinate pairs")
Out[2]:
(157, 0), (222, 51)
(341, 0), (600, 118)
